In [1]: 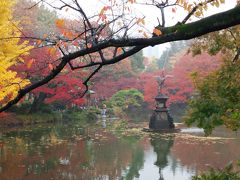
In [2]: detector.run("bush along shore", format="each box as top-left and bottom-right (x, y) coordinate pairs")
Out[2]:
(0, 106), (100, 128)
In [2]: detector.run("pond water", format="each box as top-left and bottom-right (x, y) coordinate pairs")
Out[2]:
(0, 121), (240, 180)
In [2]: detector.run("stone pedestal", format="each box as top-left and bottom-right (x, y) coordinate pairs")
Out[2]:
(149, 94), (175, 130)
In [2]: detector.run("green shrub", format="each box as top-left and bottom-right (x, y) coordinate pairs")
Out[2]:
(109, 89), (144, 109)
(192, 163), (240, 180)
(7, 102), (32, 114)
(8, 102), (55, 114)
(62, 108), (98, 123)
(17, 112), (61, 124)
(107, 89), (145, 121)
(185, 59), (240, 135)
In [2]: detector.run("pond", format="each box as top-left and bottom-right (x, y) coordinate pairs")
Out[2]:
(0, 121), (240, 180)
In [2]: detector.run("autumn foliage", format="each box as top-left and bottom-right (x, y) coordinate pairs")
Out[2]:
(0, 0), (32, 105)
(0, 0), (238, 113)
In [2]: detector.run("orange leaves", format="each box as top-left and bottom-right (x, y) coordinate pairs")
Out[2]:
(176, 0), (184, 4)
(48, 64), (54, 70)
(172, 8), (176, 13)
(98, 6), (111, 23)
(128, 0), (136, 4)
(99, 8), (105, 16)
(143, 32), (148, 38)
(136, 18), (145, 25)
(62, 31), (74, 39)
(153, 28), (162, 36)
(72, 41), (79, 46)
(117, 47), (123, 54)
(136, 18), (146, 38)
(99, 6), (111, 15)
(55, 19), (65, 28)
(36, 34), (48, 46)
(187, 4), (193, 13)
(211, 0), (220, 7)
(36, 39), (42, 46)
(176, 0), (194, 14)
(47, 47), (57, 55)
(27, 59), (34, 69)
(99, 14), (107, 22)
(176, 0), (225, 18)
(87, 43), (92, 48)
(195, 11), (202, 17)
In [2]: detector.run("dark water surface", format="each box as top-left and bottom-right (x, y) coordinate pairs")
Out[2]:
(0, 122), (240, 180)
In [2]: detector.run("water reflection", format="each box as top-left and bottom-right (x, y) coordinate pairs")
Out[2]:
(180, 128), (204, 134)
(151, 135), (174, 171)
(172, 132), (240, 173)
(151, 136), (174, 180)
(0, 123), (240, 180)
(123, 144), (144, 180)
(102, 118), (106, 128)
(137, 135), (195, 180)
(0, 124), (146, 180)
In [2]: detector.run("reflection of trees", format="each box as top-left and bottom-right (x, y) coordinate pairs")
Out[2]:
(88, 139), (132, 180)
(0, 124), (146, 180)
(0, 124), (90, 179)
(125, 146), (144, 180)
(172, 136), (240, 172)
(150, 135), (174, 180)
(87, 135), (145, 180)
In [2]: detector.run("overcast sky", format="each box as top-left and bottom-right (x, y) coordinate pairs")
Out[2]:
(46, 0), (237, 30)
(57, 0), (236, 28)
(42, 0), (237, 57)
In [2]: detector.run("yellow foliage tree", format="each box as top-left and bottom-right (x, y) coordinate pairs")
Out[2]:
(0, 0), (32, 104)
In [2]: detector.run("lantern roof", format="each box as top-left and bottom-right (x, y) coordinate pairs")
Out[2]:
(155, 94), (168, 101)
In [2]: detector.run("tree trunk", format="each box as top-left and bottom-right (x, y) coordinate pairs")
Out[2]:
(28, 92), (47, 113)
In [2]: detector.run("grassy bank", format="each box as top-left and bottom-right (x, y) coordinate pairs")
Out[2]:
(0, 107), (100, 128)
(0, 112), (61, 128)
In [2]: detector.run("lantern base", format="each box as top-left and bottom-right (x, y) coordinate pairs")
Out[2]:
(149, 109), (175, 130)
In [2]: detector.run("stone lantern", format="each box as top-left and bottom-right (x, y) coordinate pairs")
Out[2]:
(155, 94), (168, 109)
(149, 76), (175, 130)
